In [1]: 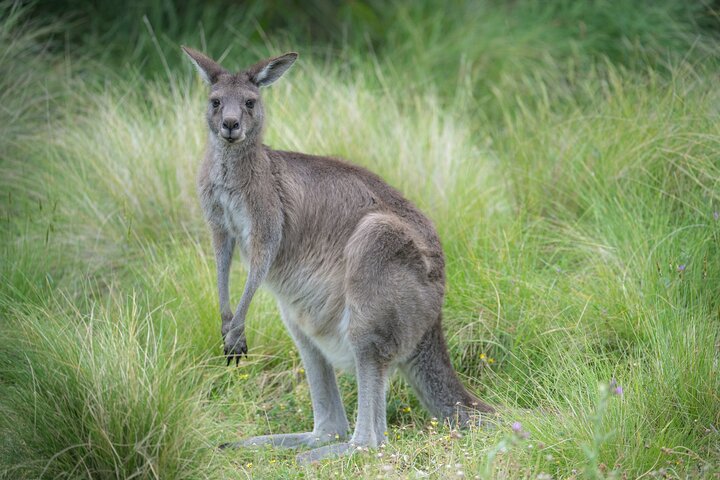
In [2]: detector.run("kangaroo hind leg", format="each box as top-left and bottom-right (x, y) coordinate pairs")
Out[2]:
(224, 308), (349, 450)
(297, 214), (432, 463)
(296, 342), (390, 463)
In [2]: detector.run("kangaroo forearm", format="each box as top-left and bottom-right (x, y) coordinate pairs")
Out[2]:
(232, 276), (260, 329)
(218, 260), (232, 315)
(231, 239), (278, 329)
(213, 229), (235, 316)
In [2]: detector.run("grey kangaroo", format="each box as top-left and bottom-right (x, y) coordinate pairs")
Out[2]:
(182, 46), (494, 463)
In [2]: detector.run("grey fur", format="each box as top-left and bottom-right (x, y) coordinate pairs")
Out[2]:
(182, 46), (494, 463)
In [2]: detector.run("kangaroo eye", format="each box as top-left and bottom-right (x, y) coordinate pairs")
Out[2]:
(211, 99), (220, 108)
(245, 99), (255, 109)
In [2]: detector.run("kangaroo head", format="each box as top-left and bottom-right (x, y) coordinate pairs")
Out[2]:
(182, 46), (298, 146)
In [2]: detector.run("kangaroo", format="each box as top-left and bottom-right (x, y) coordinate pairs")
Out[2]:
(182, 46), (494, 463)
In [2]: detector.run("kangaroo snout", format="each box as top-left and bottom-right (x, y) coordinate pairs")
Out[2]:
(221, 116), (243, 142)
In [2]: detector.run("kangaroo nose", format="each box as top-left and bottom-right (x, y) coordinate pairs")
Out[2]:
(222, 118), (240, 131)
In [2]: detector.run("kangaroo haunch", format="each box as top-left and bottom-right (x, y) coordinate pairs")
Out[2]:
(182, 46), (494, 463)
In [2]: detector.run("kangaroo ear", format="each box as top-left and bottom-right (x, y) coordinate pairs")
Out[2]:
(181, 46), (226, 84)
(247, 52), (298, 87)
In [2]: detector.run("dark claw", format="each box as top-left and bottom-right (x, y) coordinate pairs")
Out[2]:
(223, 335), (248, 366)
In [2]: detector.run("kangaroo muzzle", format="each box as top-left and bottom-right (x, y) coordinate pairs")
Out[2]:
(220, 116), (244, 142)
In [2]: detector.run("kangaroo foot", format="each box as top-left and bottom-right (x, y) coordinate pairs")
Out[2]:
(295, 441), (365, 464)
(220, 431), (346, 450)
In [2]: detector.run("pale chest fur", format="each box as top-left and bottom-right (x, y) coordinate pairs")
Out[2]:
(198, 164), (253, 259)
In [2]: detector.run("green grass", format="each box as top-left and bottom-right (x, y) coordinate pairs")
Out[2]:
(1, 1), (719, 478)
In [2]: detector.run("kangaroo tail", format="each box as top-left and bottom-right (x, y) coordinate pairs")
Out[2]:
(400, 316), (494, 425)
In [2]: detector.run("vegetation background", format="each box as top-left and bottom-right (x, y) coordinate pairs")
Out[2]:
(1, 0), (719, 478)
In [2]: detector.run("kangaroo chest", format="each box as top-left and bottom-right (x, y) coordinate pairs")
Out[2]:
(203, 182), (253, 258)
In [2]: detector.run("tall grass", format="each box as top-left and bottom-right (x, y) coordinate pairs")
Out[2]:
(0, 297), (231, 479)
(1, 1), (719, 478)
